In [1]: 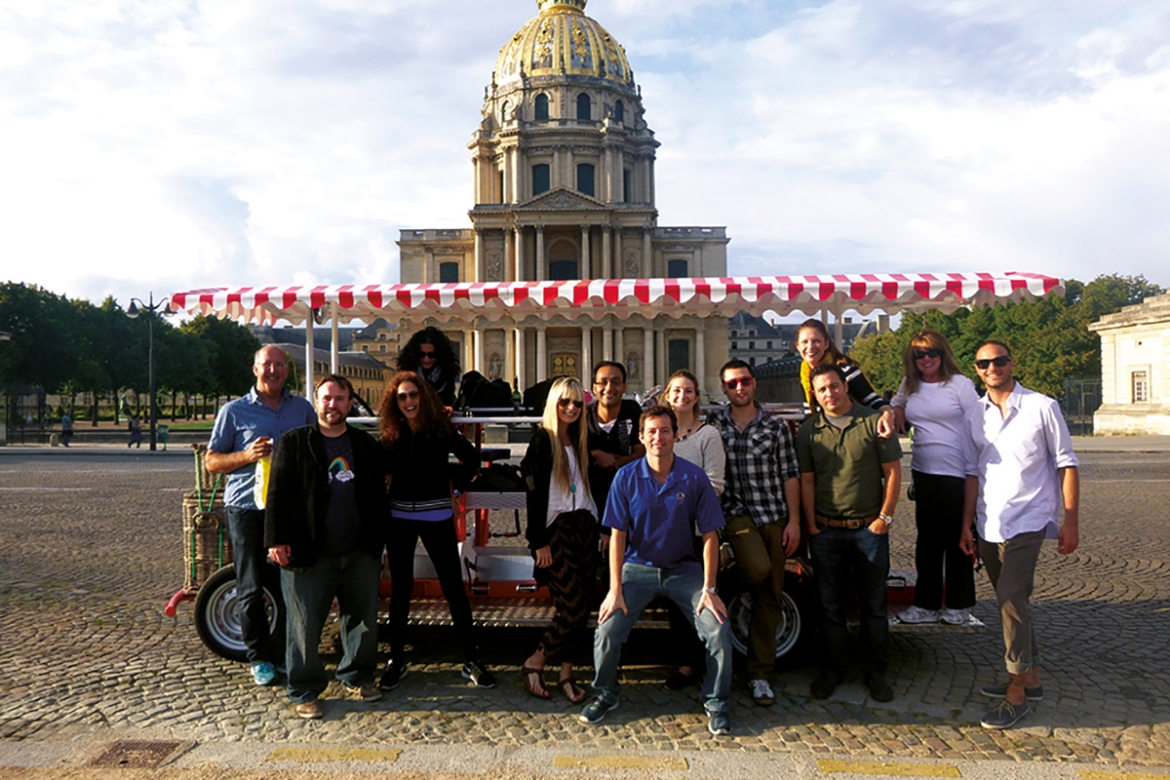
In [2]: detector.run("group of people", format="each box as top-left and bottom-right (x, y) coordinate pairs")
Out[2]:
(206, 318), (1080, 734)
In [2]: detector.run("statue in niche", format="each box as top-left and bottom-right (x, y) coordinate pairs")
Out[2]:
(625, 351), (640, 381)
(488, 352), (504, 381)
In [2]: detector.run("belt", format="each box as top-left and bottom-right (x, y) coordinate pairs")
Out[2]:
(816, 514), (879, 530)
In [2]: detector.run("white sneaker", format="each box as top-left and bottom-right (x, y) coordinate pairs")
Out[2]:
(749, 678), (775, 706)
(898, 605), (940, 624)
(940, 608), (970, 625)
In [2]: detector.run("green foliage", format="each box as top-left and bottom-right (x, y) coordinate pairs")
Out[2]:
(850, 274), (1164, 399)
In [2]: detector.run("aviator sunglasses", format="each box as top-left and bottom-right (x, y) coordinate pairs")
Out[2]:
(723, 377), (754, 389)
(557, 398), (584, 409)
(974, 356), (1011, 370)
(912, 348), (941, 360)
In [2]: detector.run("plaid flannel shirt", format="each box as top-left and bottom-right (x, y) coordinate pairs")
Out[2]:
(708, 404), (800, 527)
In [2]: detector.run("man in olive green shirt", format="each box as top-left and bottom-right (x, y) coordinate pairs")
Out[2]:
(796, 364), (902, 702)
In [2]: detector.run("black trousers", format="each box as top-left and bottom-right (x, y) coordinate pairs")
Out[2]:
(911, 470), (975, 610)
(387, 517), (479, 663)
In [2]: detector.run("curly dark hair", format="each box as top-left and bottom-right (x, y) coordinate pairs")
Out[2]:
(396, 326), (460, 374)
(378, 371), (453, 447)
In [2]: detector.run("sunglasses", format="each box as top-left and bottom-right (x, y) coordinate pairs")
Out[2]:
(419, 350), (436, 360)
(397, 390), (420, 401)
(975, 356), (1011, 370)
(723, 377), (754, 389)
(913, 348), (941, 360)
(557, 398), (584, 409)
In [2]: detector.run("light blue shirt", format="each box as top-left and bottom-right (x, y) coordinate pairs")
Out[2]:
(208, 387), (316, 509)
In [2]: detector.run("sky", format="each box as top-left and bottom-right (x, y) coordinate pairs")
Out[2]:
(2, 0), (1168, 315)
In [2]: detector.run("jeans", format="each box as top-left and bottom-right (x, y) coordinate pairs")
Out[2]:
(809, 524), (890, 677)
(592, 563), (732, 714)
(281, 550), (381, 704)
(225, 506), (284, 664)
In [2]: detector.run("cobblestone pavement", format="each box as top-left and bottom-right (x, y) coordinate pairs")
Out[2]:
(0, 451), (1168, 768)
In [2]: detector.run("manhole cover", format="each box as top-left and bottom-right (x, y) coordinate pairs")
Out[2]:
(87, 741), (188, 768)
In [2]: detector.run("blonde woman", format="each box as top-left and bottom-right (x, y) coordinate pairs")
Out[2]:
(660, 370), (726, 689)
(519, 377), (599, 702)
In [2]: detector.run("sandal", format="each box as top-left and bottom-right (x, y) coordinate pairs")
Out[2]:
(558, 676), (586, 704)
(522, 665), (550, 699)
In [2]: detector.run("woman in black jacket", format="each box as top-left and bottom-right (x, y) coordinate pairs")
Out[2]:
(519, 376), (598, 702)
(378, 371), (494, 689)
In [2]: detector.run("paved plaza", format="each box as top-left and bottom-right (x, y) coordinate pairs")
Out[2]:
(0, 444), (1168, 775)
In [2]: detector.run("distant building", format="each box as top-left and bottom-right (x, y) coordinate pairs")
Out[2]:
(250, 324), (361, 352)
(350, 319), (400, 368)
(728, 313), (890, 367)
(1088, 292), (1170, 435)
(272, 344), (393, 413)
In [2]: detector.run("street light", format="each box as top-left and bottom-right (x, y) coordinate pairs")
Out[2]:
(126, 293), (170, 452)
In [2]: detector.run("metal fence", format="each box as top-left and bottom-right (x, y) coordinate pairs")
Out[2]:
(1062, 378), (1101, 436)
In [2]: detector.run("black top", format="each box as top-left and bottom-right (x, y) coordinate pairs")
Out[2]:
(383, 427), (480, 518)
(585, 398), (643, 516)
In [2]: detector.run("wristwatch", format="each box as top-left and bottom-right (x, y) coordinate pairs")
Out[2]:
(879, 513), (894, 527)
(703, 586), (718, 595)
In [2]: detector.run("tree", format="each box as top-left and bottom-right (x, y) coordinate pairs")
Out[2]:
(180, 315), (262, 398)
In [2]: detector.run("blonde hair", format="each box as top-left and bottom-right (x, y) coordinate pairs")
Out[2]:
(901, 329), (962, 395)
(541, 377), (591, 494)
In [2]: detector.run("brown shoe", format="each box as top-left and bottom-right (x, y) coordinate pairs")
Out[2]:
(343, 683), (382, 702)
(294, 700), (324, 719)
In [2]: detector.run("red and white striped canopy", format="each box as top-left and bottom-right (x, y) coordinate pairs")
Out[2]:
(169, 272), (1062, 325)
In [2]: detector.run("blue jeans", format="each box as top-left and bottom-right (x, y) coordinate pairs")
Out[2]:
(592, 563), (732, 714)
(809, 524), (890, 677)
(225, 506), (284, 664)
(281, 551), (381, 704)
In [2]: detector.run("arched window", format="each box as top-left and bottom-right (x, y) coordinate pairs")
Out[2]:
(549, 242), (578, 280)
(535, 94), (549, 121)
(501, 101), (510, 122)
(577, 93), (591, 120)
(439, 262), (460, 283)
(532, 163), (550, 195)
(667, 259), (688, 278)
(577, 163), (595, 197)
(614, 100), (624, 122)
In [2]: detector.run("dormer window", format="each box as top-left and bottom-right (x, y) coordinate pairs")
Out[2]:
(535, 94), (550, 121)
(577, 93), (591, 120)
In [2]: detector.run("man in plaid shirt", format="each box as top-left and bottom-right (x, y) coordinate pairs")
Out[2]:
(708, 359), (801, 707)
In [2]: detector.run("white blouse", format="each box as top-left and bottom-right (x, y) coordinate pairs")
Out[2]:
(891, 374), (981, 478)
(546, 444), (598, 526)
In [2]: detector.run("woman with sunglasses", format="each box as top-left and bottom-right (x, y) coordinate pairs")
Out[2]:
(377, 371), (495, 689)
(796, 319), (895, 437)
(658, 369), (726, 690)
(396, 327), (459, 407)
(890, 330), (980, 625)
(519, 377), (598, 702)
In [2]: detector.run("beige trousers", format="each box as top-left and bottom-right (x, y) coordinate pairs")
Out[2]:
(979, 530), (1045, 674)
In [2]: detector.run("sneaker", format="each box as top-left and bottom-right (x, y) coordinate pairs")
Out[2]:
(866, 675), (894, 703)
(579, 696), (618, 725)
(461, 661), (497, 689)
(898, 605), (940, 624)
(749, 678), (775, 707)
(342, 682), (382, 702)
(980, 681), (1044, 701)
(294, 700), (323, 720)
(810, 672), (842, 700)
(379, 660), (409, 691)
(707, 710), (732, 736)
(980, 698), (1031, 729)
(940, 608), (970, 625)
(251, 661), (276, 686)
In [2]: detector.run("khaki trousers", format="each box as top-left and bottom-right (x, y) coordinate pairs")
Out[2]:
(979, 530), (1045, 675)
(727, 515), (788, 676)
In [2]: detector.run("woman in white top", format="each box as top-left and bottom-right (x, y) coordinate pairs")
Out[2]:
(520, 377), (599, 702)
(659, 370), (727, 689)
(891, 330), (980, 624)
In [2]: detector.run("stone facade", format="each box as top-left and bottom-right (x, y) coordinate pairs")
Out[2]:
(1089, 292), (1170, 435)
(396, 0), (730, 398)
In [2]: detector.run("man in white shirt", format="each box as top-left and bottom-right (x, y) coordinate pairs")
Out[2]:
(960, 341), (1080, 730)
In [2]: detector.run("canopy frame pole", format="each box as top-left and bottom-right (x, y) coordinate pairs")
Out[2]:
(304, 312), (315, 401)
(330, 304), (340, 374)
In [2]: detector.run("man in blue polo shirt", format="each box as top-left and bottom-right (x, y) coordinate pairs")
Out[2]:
(579, 405), (733, 736)
(207, 345), (316, 686)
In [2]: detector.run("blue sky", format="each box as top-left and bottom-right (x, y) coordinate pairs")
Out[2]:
(1, 0), (1167, 311)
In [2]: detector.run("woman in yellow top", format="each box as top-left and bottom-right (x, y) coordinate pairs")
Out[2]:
(796, 318), (895, 437)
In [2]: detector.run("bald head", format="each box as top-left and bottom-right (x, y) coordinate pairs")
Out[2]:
(253, 345), (290, 398)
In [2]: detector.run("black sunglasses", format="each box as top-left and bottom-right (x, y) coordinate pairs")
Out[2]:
(975, 356), (1011, 370)
(397, 390), (420, 400)
(557, 398), (584, 409)
(913, 348), (941, 360)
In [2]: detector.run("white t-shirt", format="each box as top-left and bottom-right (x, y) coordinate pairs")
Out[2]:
(546, 444), (598, 526)
(891, 374), (980, 478)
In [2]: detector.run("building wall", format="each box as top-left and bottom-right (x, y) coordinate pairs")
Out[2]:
(1089, 293), (1170, 435)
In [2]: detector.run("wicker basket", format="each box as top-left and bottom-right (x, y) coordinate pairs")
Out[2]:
(182, 491), (231, 593)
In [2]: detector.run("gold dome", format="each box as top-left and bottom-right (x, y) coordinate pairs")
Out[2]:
(495, 0), (633, 87)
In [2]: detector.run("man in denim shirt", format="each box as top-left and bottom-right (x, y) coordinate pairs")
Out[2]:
(206, 345), (316, 686)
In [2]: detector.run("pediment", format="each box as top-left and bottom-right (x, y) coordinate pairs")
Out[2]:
(516, 187), (609, 212)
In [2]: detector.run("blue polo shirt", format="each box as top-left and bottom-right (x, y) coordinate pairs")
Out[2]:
(208, 387), (317, 509)
(602, 455), (726, 572)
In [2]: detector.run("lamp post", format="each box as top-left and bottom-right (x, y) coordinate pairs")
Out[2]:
(126, 293), (170, 452)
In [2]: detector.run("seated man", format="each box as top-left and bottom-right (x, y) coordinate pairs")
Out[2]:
(579, 405), (733, 736)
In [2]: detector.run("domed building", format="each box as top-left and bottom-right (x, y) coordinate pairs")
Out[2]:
(398, 0), (730, 395)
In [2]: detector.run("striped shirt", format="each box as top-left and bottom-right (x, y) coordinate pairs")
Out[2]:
(208, 387), (317, 509)
(708, 404), (800, 527)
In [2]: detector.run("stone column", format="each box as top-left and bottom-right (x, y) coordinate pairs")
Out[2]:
(474, 228), (484, 282)
(642, 228), (653, 278)
(514, 326), (526, 390)
(695, 325), (706, 402)
(504, 229), (515, 282)
(581, 325), (593, 381)
(514, 226), (525, 280)
(642, 324), (654, 390)
(601, 226), (612, 279)
(536, 325), (548, 382)
(535, 226), (545, 282)
(602, 324), (613, 361)
(655, 327), (665, 386)
(510, 147), (521, 204)
(580, 225), (591, 279)
(614, 327), (624, 368)
(614, 229), (623, 278)
(566, 147), (574, 189)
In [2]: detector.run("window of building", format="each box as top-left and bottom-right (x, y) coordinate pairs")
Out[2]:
(767, 341), (773, 349)
(668, 339), (690, 375)
(731, 341), (738, 350)
(577, 93), (591, 120)
(501, 100), (510, 122)
(439, 262), (460, 283)
(498, 170), (505, 204)
(577, 163), (595, 197)
(614, 100), (624, 122)
(749, 341), (755, 350)
(535, 94), (549, 121)
(749, 356), (756, 366)
(623, 169), (631, 202)
(1133, 370), (1150, 403)
(731, 330), (738, 338)
(549, 260), (578, 280)
(532, 163), (550, 195)
(667, 259), (688, 278)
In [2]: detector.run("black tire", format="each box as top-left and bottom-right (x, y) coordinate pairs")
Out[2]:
(726, 575), (811, 664)
(193, 564), (283, 662)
